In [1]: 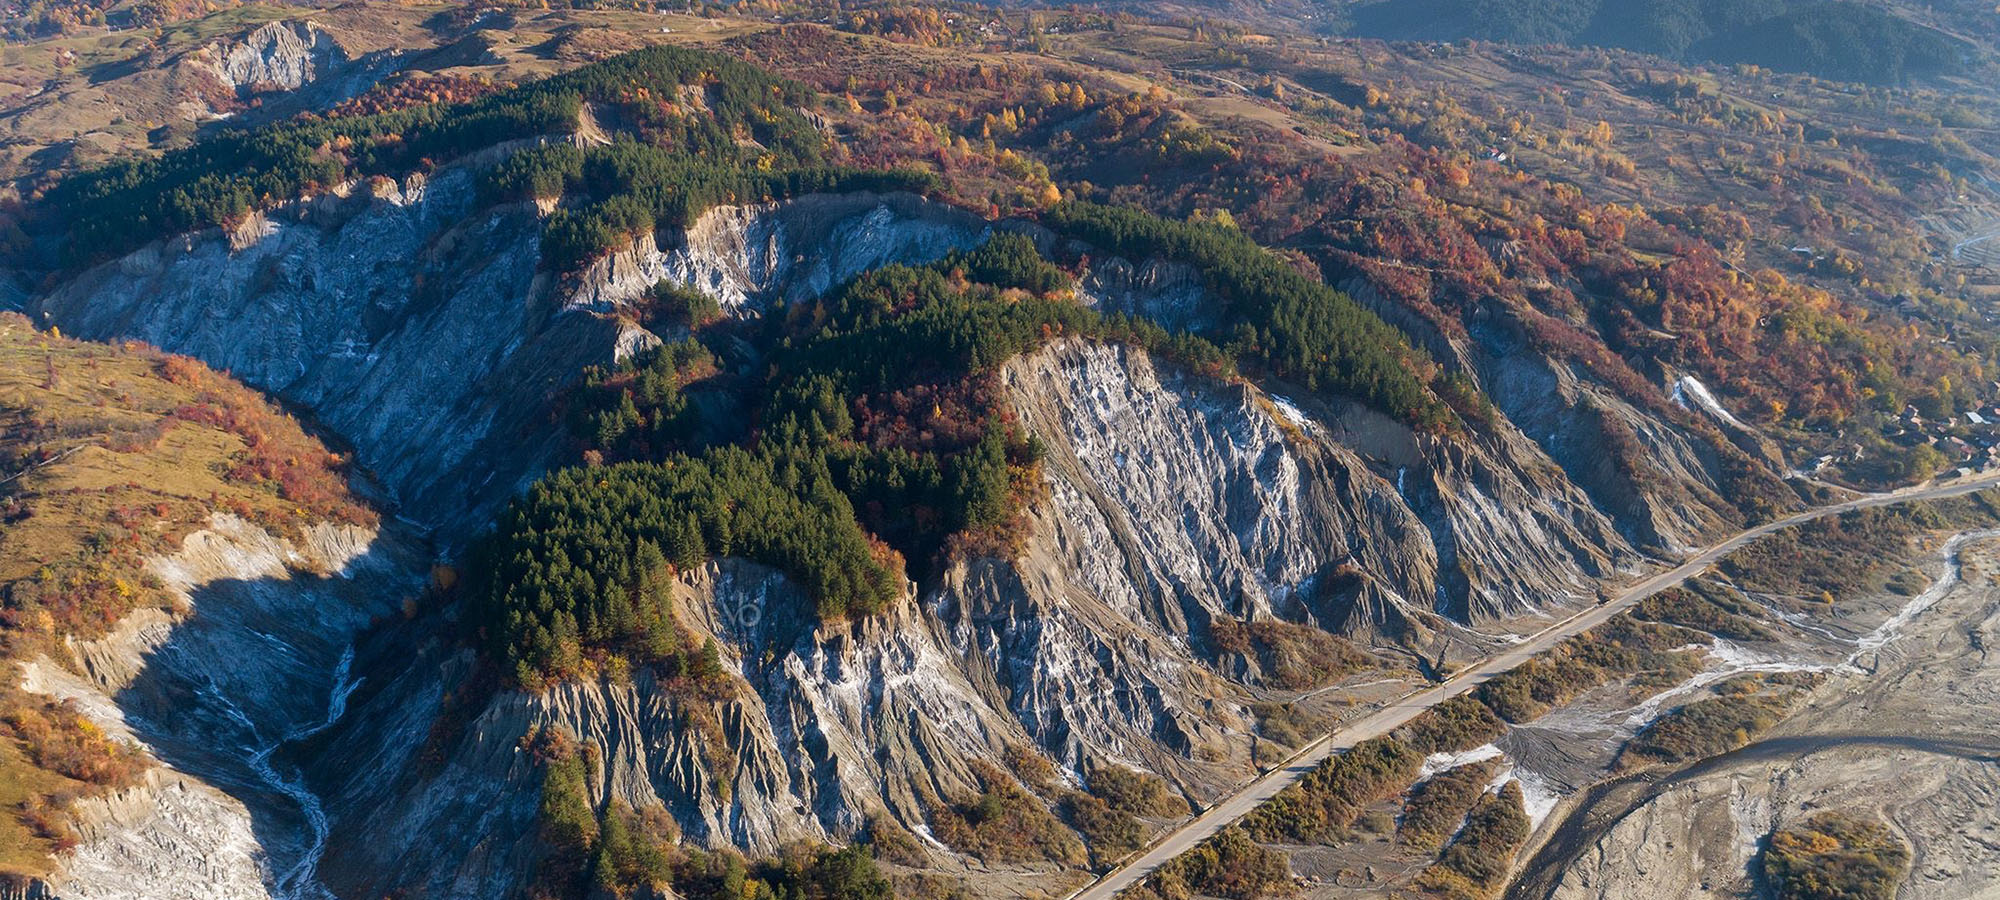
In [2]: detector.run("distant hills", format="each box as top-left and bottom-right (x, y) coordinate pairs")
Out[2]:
(1342, 0), (1973, 84)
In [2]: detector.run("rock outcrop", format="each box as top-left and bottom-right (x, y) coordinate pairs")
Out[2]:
(203, 21), (345, 93)
(569, 191), (993, 317)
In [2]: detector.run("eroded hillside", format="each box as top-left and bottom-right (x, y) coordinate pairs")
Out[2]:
(0, 6), (1996, 900)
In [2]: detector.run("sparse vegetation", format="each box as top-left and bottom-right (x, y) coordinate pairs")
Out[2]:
(1396, 695), (1506, 756)
(1240, 736), (1425, 845)
(1475, 617), (1704, 723)
(1634, 584), (1777, 643)
(1397, 760), (1500, 854)
(1720, 496), (2000, 601)
(1251, 702), (1323, 750)
(1087, 764), (1187, 818)
(1064, 791), (1144, 865)
(1762, 812), (1910, 900)
(928, 760), (1086, 866)
(1618, 673), (1818, 770)
(1209, 618), (1373, 690)
(1125, 826), (1294, 900)
(1410, 782), (1530, 899)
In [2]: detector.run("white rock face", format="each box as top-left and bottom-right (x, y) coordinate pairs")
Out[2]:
(206, 22), (345, 93)
(313, 559), (1031, 899)
(1336, 276), (1774, 563)
(568, 192), (993, 317)
(311, 342), (1453, 893)
(1006, 340), (1432, 628)
(46, 772), (270, 900)
(1077, 256), (1212, 333)
(40, 184), (993, 533)
(930, 340), (1431, 789)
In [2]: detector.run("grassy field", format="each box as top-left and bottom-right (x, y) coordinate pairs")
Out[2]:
(0, 738), (81, 877)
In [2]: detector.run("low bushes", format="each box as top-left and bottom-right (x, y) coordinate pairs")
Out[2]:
(928, 761), (1085, 866)
(1087, 764), (1187, 818)
(1411, 782), (1530, 899)
(1128, 827), (1294, 900)
(1477, 617), (1705, 722)
(1619, 674), (1817, 769)
(1620, 691), (1784, 768)
(1251, 702), (1321, 749)
(1721, 506), (1937, 600)
(1209, 619), (1373, 690)
(1240, 737), (1424, 845)
(1634, 584), (1776, 642)
(1396, 695), (1506, 756)
(1762, 812), (1909, 900)
(1397, 761), (1500, 854)
(1064, 792), (1143, 865)
(0, 697), (143, 789)
(1064, 764), (1184, 866)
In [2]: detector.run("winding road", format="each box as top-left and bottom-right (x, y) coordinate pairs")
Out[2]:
(1065, 471), (2000, 900)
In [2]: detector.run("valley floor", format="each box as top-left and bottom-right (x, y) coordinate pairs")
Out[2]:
(1076, 475), (2000, 900)
(1515, 532), (2000, 899)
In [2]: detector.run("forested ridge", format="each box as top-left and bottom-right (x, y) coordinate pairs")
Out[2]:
(469, 235), (1093, 685)
(38, 40), (1459, 689)
(1044, 202), (1452, 428)
(35, 34), (1477, 694)
(8, 4), (2000, 897)
(42, 46), (831, 265)
(480, 140), (940, 272)
(469, 203), (1467, 686)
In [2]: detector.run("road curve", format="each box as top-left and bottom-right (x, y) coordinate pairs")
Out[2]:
(1065, 472), (2000, 900)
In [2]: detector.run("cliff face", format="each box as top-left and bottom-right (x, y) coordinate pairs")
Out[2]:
(38, 183), (991, 534)
(311, 559), (1032, 900)
(29, 174), (1790, 897)
(171, 20), (405, 120)
(202, 22), (345, 94)
(38, 170), (572, 532)
(308, 337), (1672, 898)
(1342, 277), (1769, 559)
(15, 515), (423, 900)
(1076, 260), (1640, 622)
(929, 341), (1424, 797)
(572, 191), (994, 317)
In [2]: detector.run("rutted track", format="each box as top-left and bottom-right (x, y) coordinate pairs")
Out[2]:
(1505, 734), (2000, 900)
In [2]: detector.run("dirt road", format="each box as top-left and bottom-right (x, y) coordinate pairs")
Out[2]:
(1066, 472), (2000, 900)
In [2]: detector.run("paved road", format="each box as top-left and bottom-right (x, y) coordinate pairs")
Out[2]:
(1066, 472), (2000, 900)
